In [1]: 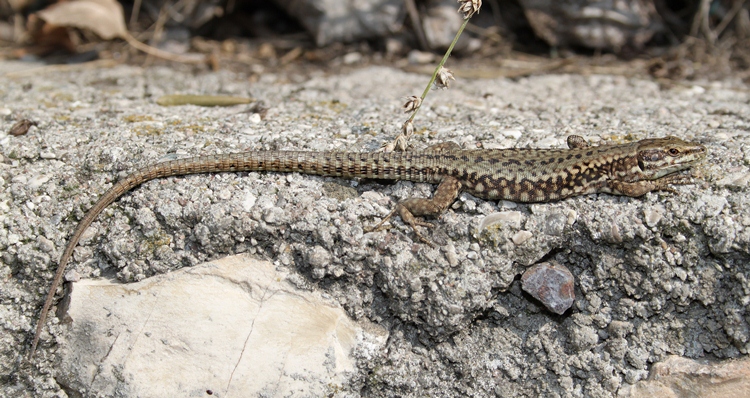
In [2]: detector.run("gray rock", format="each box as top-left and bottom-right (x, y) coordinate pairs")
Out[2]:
(273, 0), (403, 46)
(521, 261), (575, 315)
(519, 0), (660, 51)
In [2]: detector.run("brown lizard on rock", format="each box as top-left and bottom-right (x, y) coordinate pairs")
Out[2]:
(28, 135), (706, 357)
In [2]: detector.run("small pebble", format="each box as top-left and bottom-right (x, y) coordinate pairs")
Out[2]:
(27, 174), (50, 189)
(7, 233), (19, 245)
(610, 224), (622, 242)
(342, 52), (362, 65)
(499, 200), (517, 209)
(407, 50), (435, 64)
(217, 188), (232, 201)
(511, 230), (533, 245)
(36, 236), (55, 253)
(262, 207), (285, 224)
(521, 262), (575, 315)
(643, 207), (664, 227)
(242, 192), (257, 212)
(248, 113), (262, 124)
(443, 244), (458, 267)
(501, 129), (523, 140)
(565, 209), (577, 225)
(306, 246), (331, 268)
(64, 269), (81, 283)
(479, 211), (522, 230)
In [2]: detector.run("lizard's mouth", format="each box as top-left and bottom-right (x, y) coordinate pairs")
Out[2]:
(637, 143), (707, 179)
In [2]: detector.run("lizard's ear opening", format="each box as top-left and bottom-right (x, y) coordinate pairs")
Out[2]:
(637, 158), (645, 171)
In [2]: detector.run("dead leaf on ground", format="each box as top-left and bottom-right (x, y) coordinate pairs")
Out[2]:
(26, 0), (203, 64)
(34, 0), (127, 40)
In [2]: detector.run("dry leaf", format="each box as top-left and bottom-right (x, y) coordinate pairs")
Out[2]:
(7, 0), (34, 12)
(30, 0), (204, 64)
(35, 0), (127, 40)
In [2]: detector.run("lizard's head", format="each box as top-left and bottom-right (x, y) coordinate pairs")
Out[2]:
(636, 136), (707, 179)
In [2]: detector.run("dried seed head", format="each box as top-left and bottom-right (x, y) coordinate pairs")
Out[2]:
(457, 0), (481, 19)
(433, 67), (455, 89)
(378, 141), (396, 153)
(394, 134), (409, 151)
(403, 96), (422, 113)
(402, 120), (414, 138)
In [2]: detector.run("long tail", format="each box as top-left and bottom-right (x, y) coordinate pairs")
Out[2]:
(29, 150), (442, 357)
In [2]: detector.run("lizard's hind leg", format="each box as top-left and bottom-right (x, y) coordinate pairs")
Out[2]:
(371, 176), (462, 244)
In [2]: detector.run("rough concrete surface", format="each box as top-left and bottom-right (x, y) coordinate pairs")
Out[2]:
(0, 61), (748, 397)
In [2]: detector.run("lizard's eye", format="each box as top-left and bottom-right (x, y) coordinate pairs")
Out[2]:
(668, 148), (680, 156)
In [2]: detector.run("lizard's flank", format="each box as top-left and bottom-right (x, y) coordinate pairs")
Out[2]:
(28, 135), (706, 357)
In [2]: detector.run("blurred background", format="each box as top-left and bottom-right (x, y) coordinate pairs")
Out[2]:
(0, 0), (748, 80)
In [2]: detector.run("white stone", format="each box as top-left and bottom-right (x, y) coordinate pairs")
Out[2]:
(643, 205), (665, 227)
(342, 51), (363, 65)
(57, 254), (388, 397)
(27, 174), (50, 189)
(479, 211), (523, 230)
(248, 113), (261, 124)
(242, 191), (256, 212)
(407, 50), (435, 64)
(500, 129), (523, 140)
(512, 230), (533, 245)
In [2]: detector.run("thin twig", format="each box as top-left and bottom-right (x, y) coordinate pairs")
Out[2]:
(715, 0), (747, 38)
(405, 0), (428, 50)
(124, 31), (205, 64)
(690, 0), (712, 42)
(129, 0), (142, 30)
(407, 17), (470, 124)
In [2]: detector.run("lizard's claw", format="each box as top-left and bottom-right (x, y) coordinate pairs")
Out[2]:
(367, 207), (435, 246)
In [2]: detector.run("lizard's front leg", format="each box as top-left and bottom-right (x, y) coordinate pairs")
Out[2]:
(608, 174), (695, 197)
(373, 177), (463, 244)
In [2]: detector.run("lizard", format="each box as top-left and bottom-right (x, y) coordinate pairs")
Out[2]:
(28, 135), (706, 357)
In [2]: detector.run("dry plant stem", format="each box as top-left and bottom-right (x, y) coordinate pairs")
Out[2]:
(124, 32), (204, 64)
(691, 0), (714, 43)
(715, 0), (747, 38)
(129, 0), (142, 30)
(381, 16), (472, 152)
(408, 17), (470, 125)
(405, 0), (429, 50)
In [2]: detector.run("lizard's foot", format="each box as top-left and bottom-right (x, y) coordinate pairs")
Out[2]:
(369, 208), (399, 232)
(609, 172), (697, 197)
(655, 173), (696, 195)
(367, 205), (435, 246)
(367, 177), (461, 246)
(396, 203), (435, 246)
